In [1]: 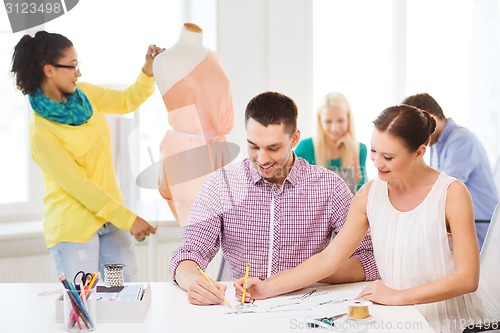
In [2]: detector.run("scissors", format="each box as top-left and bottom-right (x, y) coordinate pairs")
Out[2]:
(73, 271), (94, 287)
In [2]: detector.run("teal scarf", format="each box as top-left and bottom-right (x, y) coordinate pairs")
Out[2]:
(29, 88), (93, 126)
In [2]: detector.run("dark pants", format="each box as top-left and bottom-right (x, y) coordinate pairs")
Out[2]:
(475, 220), (490, 250)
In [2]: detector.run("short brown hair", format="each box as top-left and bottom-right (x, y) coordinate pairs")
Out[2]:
(401, 93), (445, 120)
(245, 91), (298, 135)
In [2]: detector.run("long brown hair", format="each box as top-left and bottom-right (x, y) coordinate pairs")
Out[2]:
(373, 104), (436, 151)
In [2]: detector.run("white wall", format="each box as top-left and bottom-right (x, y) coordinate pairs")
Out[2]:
(217, 0), (313, 149)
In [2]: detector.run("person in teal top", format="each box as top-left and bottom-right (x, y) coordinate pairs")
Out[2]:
(295, 92), (367, 191)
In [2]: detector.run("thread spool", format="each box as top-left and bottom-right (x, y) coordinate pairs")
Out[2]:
(103, 264), (125, 287)
(347, 300), (372, 319)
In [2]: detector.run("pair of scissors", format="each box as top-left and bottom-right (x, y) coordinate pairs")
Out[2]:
(73, 271), (94, 287)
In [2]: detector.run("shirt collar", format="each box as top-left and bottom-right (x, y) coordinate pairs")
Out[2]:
(248, 152), (300, 187)
(285, 153), (300, 186)
(435, 117), (456, 150)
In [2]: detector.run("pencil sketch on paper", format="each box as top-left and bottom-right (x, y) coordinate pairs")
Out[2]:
(224, 286), (354, 317)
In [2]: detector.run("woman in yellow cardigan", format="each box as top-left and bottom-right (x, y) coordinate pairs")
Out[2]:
(11, 31), (164, 281)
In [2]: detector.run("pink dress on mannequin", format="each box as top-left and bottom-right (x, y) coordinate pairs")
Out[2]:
(155, 24), (234, 226)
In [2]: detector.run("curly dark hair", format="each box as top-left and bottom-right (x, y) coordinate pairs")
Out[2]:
(11, 31), (73, 95)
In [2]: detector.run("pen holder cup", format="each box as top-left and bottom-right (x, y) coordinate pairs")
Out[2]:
(63, 286), (97, 331)
(104, 263), (125, 287)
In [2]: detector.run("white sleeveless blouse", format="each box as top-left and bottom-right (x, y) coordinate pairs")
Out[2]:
(367, 172), (484, 333)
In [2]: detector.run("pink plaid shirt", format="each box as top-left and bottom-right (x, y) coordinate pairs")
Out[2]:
(170, 156), (379, 281)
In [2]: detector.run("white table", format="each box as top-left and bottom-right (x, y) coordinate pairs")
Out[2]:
(0, 281), (433, 332)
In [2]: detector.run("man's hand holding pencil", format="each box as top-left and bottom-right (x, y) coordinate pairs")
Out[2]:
(183, 264), (231, 306)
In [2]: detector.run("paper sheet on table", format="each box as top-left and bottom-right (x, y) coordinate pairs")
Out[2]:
(220, 285), (357, 319)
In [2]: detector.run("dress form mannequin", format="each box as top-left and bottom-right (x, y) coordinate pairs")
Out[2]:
(153, 23), (209, 94)
(153, 23), (235, 226)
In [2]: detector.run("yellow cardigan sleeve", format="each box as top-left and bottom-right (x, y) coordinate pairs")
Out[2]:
(30, 130), (136, 230)
(78, 70), (155, 115)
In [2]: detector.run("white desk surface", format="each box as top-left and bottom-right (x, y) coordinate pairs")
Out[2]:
(1, 281), (434, 332)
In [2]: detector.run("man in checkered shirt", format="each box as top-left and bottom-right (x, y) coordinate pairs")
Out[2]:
(170, 91), (378, 305)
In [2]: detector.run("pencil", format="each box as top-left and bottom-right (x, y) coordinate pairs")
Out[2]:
(241, 262), (250, 304)
(196, 265), (231, 307)
(66, 278), (93, 329)
(60, 276), (82, 330)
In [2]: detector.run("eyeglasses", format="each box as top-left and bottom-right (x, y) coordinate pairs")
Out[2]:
(52, 62), (81, 74)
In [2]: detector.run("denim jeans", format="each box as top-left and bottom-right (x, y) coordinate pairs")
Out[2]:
(49, 222), (139, 282)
